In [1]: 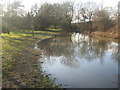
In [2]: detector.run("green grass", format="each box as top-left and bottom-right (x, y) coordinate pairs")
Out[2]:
(34, 30), (60, 34)
(1, 29), (61, 71)
(2, 30), (31, 70)
(46, 28), (62, 31)
(1, 29), (61, 88)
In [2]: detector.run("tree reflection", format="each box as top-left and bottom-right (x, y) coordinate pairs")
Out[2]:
(110, 42), (120, 64)
(37, 33), (118, 68)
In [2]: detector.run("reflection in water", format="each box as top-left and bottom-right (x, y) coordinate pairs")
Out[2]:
(37, 33), (119, 88)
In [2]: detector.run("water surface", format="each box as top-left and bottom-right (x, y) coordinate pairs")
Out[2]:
(37, 33), (119, 88)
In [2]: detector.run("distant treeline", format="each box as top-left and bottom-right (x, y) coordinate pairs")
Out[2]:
(0, 1), (119, 34)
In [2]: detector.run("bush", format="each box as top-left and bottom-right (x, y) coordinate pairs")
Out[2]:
(2, 21), (12, 34)
(75, 21), (93, 33)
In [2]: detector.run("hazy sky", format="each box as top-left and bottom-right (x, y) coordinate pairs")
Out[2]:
(1, 0), (119, 11)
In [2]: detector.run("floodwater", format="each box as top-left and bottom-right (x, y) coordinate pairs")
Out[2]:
(36, 33), (119, 88)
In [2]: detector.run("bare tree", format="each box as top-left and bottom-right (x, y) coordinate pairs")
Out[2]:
(92, 8), (111, 32)
(60, 1), (75, 31)
(75, 2), (82, 23)
(85, 2), (96, 22)
(30, 4), (39, 36)
(34, 3), (52, 31)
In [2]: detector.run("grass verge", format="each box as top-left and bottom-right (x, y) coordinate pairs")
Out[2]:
(1, 29), (60, 88)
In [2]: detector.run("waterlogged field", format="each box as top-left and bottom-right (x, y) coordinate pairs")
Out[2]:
(37, 33), (119, 88)
(1, 29), (119, 88)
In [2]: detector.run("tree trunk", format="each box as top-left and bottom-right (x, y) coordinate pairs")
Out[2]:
(54, 25), (57, 29)
(69, 22), (72, 31)
(32, 30), (34, 37)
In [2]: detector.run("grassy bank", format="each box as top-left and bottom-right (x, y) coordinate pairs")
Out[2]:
(1, 29), (61, 88)
(91, 26), (119, 40)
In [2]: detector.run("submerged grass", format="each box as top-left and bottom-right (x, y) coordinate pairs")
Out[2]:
(1, 29), (61, 88)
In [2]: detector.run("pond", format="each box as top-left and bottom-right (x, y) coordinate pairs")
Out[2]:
(36, 33), (119, 88)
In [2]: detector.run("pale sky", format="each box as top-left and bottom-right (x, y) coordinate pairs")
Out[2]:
(1, 0), (119, 11)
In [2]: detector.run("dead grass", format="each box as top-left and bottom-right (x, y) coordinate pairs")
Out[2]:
(91, 26), (119, 39)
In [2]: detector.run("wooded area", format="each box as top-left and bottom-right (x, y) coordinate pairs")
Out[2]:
(1, 1), (119, 35)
